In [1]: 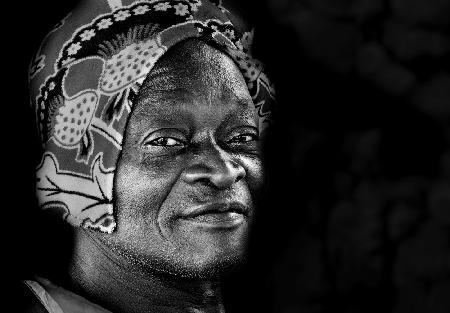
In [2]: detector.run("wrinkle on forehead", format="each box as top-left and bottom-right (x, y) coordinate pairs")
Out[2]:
(136, 39), (251, 106)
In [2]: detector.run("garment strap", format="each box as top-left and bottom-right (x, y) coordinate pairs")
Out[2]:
(23, 280), (65, 313)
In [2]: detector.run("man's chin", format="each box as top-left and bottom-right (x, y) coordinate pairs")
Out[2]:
(189, 253), (247, 279)
(142, 250), (247, 280)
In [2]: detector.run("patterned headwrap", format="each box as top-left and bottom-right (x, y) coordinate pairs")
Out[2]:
(29, 0), (274, 234)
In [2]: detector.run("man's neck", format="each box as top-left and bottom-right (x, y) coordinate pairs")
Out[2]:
(66, 230), (225, 313)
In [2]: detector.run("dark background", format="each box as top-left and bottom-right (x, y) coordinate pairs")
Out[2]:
(5, 1), (450, 312)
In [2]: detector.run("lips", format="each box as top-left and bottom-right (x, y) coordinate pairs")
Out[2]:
(180, 202), (250, 228)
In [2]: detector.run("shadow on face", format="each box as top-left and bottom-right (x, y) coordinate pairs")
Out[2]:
(107, 39), (264, 278)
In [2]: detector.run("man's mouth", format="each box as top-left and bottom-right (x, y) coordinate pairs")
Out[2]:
(180, 202), (249, 228)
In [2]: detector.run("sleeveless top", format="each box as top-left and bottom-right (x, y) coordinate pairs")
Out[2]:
(22, 277), (111, 313)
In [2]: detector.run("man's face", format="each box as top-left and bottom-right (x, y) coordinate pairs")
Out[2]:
(106, 40), (263, 278)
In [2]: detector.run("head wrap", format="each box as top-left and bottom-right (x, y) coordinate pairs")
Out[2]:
(30, 0), (274, 234)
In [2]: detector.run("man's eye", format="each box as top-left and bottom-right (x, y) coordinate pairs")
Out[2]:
(228, 134), (259, 144)
(147, 137), (184, 147)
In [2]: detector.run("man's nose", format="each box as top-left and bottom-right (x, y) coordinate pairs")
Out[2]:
(182, 145), (246, 189)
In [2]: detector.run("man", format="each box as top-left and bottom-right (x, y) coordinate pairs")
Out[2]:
(24, 0), (274, 312)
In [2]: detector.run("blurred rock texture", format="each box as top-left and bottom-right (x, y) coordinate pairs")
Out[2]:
(243, 0), (450, 312)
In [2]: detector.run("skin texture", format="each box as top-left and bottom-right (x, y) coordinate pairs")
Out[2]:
(67, 39), (263, 313)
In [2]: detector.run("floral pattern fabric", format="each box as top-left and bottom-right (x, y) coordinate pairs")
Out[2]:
(30, 0), (275, 233)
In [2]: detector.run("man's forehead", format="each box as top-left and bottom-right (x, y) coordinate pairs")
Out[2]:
(134, 88), (255, 120)
(141, 40), (249, 92)
(135, 44), (253, 111)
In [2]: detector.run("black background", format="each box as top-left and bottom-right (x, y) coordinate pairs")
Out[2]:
(5, 1), (450, 312)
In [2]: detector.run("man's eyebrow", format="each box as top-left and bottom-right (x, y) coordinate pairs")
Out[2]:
(133, 95), (195, 120)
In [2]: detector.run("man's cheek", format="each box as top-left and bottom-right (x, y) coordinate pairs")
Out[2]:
(241, 157), (264, 194)
(141, 151), (188, 170)
(115, 167), (171, 219)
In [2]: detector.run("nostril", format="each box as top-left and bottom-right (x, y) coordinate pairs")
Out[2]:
(206, 163), (245, 189)
(182, 152), (246, 189)
(231, 161), (246, 182)
(234, 175), (243, 183)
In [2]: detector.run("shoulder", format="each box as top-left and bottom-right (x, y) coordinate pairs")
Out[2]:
(9, 279), (52, 313)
